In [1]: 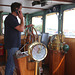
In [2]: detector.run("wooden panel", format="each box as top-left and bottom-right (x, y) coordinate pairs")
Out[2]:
(43, 48), (50, 65)
(14, 56), (34, 75)
(49, 50), (65, 75)
(0, 36), (4, 40)
(65, 38), (75, 75)
(0, 35), (25, 45)
(14, 56), (42, 75)
(0, 35), (4, 44)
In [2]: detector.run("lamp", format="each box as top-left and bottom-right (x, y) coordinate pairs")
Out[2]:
(32, 0), (47, 7)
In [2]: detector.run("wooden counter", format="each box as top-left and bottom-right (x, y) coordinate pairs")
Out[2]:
(0, 35), (25, 45)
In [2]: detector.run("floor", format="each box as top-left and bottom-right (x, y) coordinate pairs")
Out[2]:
(0, 66), (17, 75)
(0, 65), (49, 75)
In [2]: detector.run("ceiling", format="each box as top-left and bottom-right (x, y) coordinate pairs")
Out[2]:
(0, 0), (73, 14)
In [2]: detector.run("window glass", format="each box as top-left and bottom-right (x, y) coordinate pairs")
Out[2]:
(63, 8), (75, 38)
(45, 13), (58, 36)
(32, 16), (43, 34)
(2, 15), (8, 34)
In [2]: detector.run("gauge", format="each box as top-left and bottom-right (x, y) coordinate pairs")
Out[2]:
(28, 42), (47, 61)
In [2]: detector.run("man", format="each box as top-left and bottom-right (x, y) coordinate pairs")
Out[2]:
(4, 2), (33, 75)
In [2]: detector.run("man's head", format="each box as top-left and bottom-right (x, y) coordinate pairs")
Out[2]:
(11, 2), (22, 13)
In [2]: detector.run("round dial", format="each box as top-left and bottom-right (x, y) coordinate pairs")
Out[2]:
(32, 44), (46, 61)
(28, 42), (47, 61)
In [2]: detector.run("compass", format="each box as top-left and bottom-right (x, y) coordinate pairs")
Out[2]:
(28, 41), (47, 62)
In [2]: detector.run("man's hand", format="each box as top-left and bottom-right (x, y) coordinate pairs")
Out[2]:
(25, 24), (34, 28)
(27, 24), (34, 27)
(18, 11), (23, 20)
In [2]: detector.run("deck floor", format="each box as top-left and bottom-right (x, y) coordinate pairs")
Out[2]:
(0, 65), (49, 75)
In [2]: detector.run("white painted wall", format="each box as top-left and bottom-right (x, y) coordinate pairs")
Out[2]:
(0, 0), (72, 14)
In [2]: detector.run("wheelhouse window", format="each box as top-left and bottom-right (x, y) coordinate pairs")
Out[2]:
(32, 16), (43, 35)
(45, 13), (58, 36)
(2, 15), (8, 34)
(63, 8), (75, 38)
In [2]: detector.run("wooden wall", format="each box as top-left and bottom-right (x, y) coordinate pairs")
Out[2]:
(0, 35), (25, 45)
(49, 50), (65, 75)
(65, 38), (75, 75)
(0, 35), (4, 44)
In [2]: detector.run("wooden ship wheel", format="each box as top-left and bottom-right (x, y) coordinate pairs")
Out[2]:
(23, 26), (38, 51)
